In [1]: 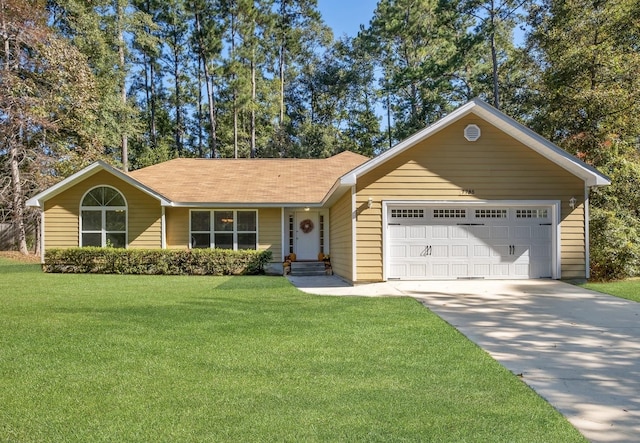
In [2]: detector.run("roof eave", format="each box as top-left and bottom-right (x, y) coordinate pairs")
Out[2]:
(471, 101), (611, 187)
(26, 161), (171, 208)
(341, 98), (610, 188)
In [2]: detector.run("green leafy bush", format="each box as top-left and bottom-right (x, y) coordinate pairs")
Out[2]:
(44, 247), (272, 276)
(589, 208), (640, 281)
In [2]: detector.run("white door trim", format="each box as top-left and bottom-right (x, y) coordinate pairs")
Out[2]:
(382, 200), (561, 281)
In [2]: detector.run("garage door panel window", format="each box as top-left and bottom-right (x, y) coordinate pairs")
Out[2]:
(80, 186), (127, 248)
(475, 209), (507, 218)
(191, 210), (257, 250)
(391, 209), (424, 219)
(434, 209), (466, 218)
(516, 209), (548, 218)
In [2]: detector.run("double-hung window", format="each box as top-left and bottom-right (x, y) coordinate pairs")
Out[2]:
(80, 186), (127, 248)
(190, 210), (257, 250)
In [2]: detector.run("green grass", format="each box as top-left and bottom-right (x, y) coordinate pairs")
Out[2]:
(0, 258), (585, 442)
(582, 278), (640, 302)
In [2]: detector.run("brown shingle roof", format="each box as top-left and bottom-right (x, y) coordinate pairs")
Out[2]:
(127, 151), (370, 205)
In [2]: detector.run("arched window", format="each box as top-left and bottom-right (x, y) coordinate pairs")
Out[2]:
(80, 186), (127, 248)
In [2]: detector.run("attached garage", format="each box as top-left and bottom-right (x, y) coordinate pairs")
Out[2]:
(385, 202), (558, 280)
(341, 99), (610, 283)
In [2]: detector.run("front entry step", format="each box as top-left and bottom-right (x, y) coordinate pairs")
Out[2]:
(289, 261), (328, 276)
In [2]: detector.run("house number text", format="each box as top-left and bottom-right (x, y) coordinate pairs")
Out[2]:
(461, 189), (475, 195)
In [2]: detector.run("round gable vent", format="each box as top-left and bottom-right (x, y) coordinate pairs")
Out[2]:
(464, 124), (481, 142)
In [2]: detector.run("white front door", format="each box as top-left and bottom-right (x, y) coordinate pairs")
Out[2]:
(295, 211), (320, 260)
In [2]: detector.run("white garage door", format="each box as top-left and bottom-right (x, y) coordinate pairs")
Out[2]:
(387, 205), (554, 280)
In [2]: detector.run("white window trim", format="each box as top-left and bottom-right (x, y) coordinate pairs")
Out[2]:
(79, 185), (128, 248)
(189, 209), (259, 250)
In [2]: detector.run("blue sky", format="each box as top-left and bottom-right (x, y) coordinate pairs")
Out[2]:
(317, 0), (378, 39)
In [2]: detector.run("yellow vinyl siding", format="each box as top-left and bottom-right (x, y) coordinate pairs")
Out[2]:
(355, 115), (586, 281)
(258, 208), (282, 262)
(329, 190), (353, 281)
(165, 207), (189, 249)
(43, 170), (162, 251)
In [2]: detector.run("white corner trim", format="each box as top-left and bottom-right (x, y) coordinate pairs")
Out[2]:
(381, 201), (389, 281)
(39, 210), (45, 264)
(584, 186), (591, 280)
(351, 186), (357, 282)
(161, 207), (166, 249)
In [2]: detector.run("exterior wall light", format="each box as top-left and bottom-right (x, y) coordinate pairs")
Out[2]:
(368, 197), (373, 209)
(304, 207), (310, 212)
(569, 197), (577, 209)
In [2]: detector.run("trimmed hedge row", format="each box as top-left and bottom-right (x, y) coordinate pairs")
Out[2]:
(44, 247), (273, 275)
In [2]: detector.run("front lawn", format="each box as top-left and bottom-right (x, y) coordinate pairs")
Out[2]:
(582, 279), (640, 302)
(0, 257), (585, 442)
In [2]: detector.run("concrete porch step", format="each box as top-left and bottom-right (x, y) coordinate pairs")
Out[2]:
(289, 261), (328, 276)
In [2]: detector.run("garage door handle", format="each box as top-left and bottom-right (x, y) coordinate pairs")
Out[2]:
(456, 223), (485, 226)
(539, 223), (552, 226)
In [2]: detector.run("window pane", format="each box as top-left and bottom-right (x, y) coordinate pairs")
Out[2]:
(106, 210), (126, 231)
(191, 233), (210, 249)
(82, 233), (101, 247)
(82, 189), (102, 206)
(103, 187), (125, 206)
(238, 233), (256, 250)
(214, 233), (233, 249)
(191, 211), (210, 231)
(237, 211), (256, 231)
(82, 187), (125, 207)
(106, 233), (126, 248)
(214, 211), (234, 231)
(82, 211), (102, 231)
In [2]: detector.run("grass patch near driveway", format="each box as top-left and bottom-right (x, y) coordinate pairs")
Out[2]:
(0, 257), (585, 442)
(582, 279), (640, 302)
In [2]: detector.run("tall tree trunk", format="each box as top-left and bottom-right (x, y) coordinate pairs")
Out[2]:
(278, 0), (285, 126)
(141, 0), (157, 149)
(9, 139), (28, 255)
(489, 1), (500, 109)
(3, 2), (27, 254)
(150, 55), (157, 148)
(173, 35), (183, 155)
(196, 54), (204, 157)
(250, 49), (256, 158)
(194, 9), (217, 158)
(231, 10), (238, 158)
(117, 0), (128, 171)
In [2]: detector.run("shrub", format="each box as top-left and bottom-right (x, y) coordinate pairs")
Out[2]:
(44, 248), (273, 276)
(589, 208), (640, 281)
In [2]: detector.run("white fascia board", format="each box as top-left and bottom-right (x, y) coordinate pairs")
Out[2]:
(344, 100), (477, 181)
(26, 161), (172, 208)
(471, 102), (611, 187)
(339, 98), (610, 188)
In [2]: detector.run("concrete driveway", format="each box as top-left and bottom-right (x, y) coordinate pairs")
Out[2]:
(289, 277), (640, 443)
